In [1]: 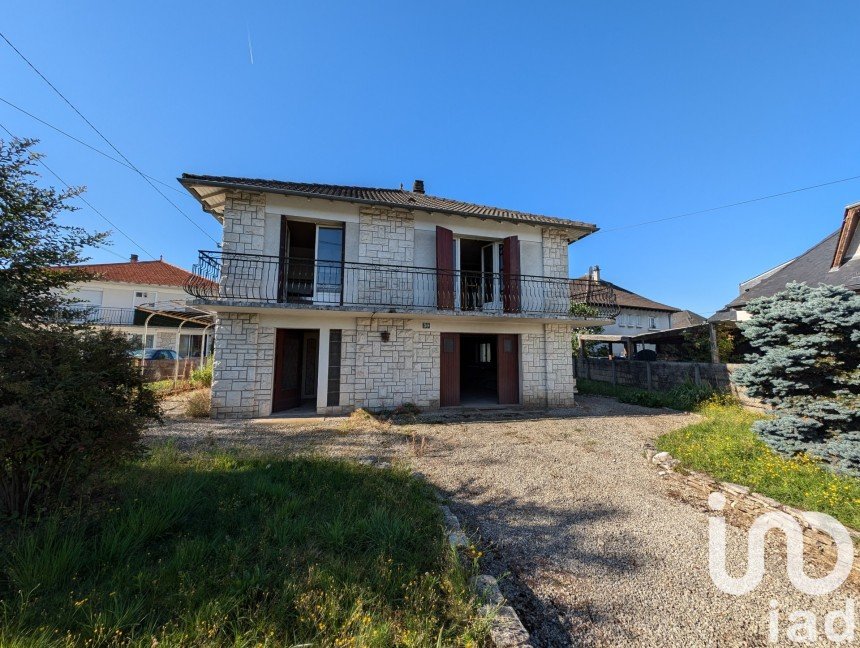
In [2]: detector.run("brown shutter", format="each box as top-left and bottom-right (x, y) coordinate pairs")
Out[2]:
(436, 226), (455, 310)
(497, 334), (520, 404)
(502, 235), (521, 313)
(440, 333), (460, 406)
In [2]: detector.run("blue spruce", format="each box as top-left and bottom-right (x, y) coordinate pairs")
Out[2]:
(732, 282), (860, 475)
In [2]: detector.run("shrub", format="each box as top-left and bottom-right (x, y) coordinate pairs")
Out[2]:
(185, 390), (211, 418)
(0, 322), (160, 517)
(732, 283), (860, 476)
(190, 357), (213, 387)
(576, 379), (722, 411)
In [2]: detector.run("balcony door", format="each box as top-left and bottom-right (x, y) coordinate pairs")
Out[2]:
(279, 219), (343, 304)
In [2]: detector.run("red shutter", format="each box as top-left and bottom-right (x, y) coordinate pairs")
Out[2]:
(497, 334), (520, 404)
(502, 235), (521, 313)
(436, 226), (455, 310)
(440, 333), (460, 406)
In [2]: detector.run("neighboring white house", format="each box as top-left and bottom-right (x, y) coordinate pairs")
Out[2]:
(62, 256), (214, 357)
(579, 266), (700, 356)
(179, 175), (619, 418)
(711, 201), (860, 323)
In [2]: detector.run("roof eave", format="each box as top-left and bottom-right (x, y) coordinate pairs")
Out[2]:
(178, 176), (598, 237)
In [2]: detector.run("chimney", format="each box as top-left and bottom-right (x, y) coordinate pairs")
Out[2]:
(129, 254), (139, 263)
(589, 265), (600, 282)
(412, 179), (425, 194)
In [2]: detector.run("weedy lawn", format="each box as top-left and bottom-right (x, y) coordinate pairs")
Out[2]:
(0, 445), (487, 647)
(657, 401), (860, 531)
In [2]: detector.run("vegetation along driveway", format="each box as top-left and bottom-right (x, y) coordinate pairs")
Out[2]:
(150, 395), (857, 647)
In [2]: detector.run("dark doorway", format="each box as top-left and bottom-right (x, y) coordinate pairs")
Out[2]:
(460, 334), (499, 405)
(273, 328), (318, 412)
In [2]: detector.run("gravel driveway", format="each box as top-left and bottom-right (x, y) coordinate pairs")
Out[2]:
(148, 395), (857, 647)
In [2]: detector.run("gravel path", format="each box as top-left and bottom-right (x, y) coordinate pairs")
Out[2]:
(147, 396), (857, 647)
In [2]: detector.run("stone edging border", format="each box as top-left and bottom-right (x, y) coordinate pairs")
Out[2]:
(643, 442), (860, 585)
(440, 503), (533, 648)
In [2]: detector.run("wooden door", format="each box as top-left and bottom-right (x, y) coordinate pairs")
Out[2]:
(436, 226), (455, 309)
(497, 334), (519, 404)
(273, 329), (303, 411)
(440, 332), (460, 406)
(502, 235), (521, 313)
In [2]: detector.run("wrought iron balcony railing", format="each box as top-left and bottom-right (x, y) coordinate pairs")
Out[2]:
(68, 305), (136, 326)
(186, 251), (619, 319)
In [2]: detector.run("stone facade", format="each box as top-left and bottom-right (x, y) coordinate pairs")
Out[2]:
(544, 324), (576, 406)
(541, 228), (569, 279)
(210, 312), (274, 419)
(358, 207), (414, 264)
(520, 332), (547, 406)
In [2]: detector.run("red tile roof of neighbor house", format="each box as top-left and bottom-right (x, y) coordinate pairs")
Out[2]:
(577, 275), (680, 312)
(61, 259), (205, 288)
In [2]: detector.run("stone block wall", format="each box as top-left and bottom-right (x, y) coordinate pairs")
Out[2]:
(220, 191), (272, 301)
(541, 228), (569, 279)
(211, 312), (274, 418)
(412, 330), (441, 407)
(350, 317), (414, 409)
(545, 324), (576, 406)
(521, 332), (547, 406)
(356, 207), (415, 307)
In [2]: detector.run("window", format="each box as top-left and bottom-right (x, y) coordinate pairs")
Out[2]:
(627, 314), (635, 327)
(649, 316), (657, 330)
(635, 315), (643, 328)
(316, 226), (344, 294)
(478, 342), (492, 363)
(128, 333), (154, 349)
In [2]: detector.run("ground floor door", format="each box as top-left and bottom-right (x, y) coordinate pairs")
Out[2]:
(273, 328), (319, 412)
(440, 333), (520, 407)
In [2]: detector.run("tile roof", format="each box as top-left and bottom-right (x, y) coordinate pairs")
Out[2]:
(577, 276), (680, 312)
(180, 174), (597, 235)
(59, 259), (202, 288)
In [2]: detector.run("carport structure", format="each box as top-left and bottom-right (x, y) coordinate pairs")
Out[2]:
(135, 300), (215, 384)
(578, 322), (720, 363)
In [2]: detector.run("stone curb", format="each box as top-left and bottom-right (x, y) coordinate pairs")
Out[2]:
(643, 442), (860, 583)
(439, 503), (533, 648)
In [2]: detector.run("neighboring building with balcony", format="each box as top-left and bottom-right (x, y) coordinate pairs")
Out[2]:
(62, 256), (214, 357)
(181, 175), (618, 417)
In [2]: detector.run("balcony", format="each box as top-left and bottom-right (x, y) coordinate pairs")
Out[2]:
(68, 305), (136, 326)
(186, 251), (619, 319)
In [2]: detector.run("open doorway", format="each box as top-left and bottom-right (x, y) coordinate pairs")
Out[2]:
(272, 328), (319, 413)
(458, 238), (501, 311)
(460, 334), (498, 405)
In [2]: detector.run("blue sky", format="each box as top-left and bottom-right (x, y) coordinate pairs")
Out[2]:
(2, 1), (859, 316)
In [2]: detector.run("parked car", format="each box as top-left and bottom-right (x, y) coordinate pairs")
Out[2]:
(131, 348), (178, 361)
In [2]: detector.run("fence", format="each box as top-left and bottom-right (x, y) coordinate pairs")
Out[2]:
(574, 357), (765, 409)
(137, 358), (203, 382)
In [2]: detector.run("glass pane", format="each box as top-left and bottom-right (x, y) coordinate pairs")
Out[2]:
(316, 227), (343, 293)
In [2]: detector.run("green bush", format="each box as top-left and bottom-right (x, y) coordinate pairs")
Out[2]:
(0, 322), (160, 517)
(190, 357), (213, 387)
(577, 378), (721, 411)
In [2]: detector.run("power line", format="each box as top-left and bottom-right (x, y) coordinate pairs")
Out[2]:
(0, 96), (188, 196)
(1, 122), (158, 260)
(599, 173), (860, 233)
(0, 31), (219, 244)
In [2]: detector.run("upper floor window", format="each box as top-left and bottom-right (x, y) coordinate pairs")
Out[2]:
(635, 315), (643, 328)
(649, 316), (657, 329)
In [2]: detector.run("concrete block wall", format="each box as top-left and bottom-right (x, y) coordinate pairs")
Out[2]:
(412, 330), (441, 407)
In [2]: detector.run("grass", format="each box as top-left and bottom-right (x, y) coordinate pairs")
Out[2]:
(656, 401), (860, 531)
(576, 378), (717, 411)
(143, 379), (193, 395)
(0, 446), (487, 647)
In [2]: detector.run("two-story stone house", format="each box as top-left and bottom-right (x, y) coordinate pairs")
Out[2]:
(180, 175), (617, 418)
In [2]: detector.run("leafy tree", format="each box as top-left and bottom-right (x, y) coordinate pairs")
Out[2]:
(680, 325), (738, 362)
(0, 137), (159, 517)
(0, 137), (106, 324)
(732, 283), (860, 476)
